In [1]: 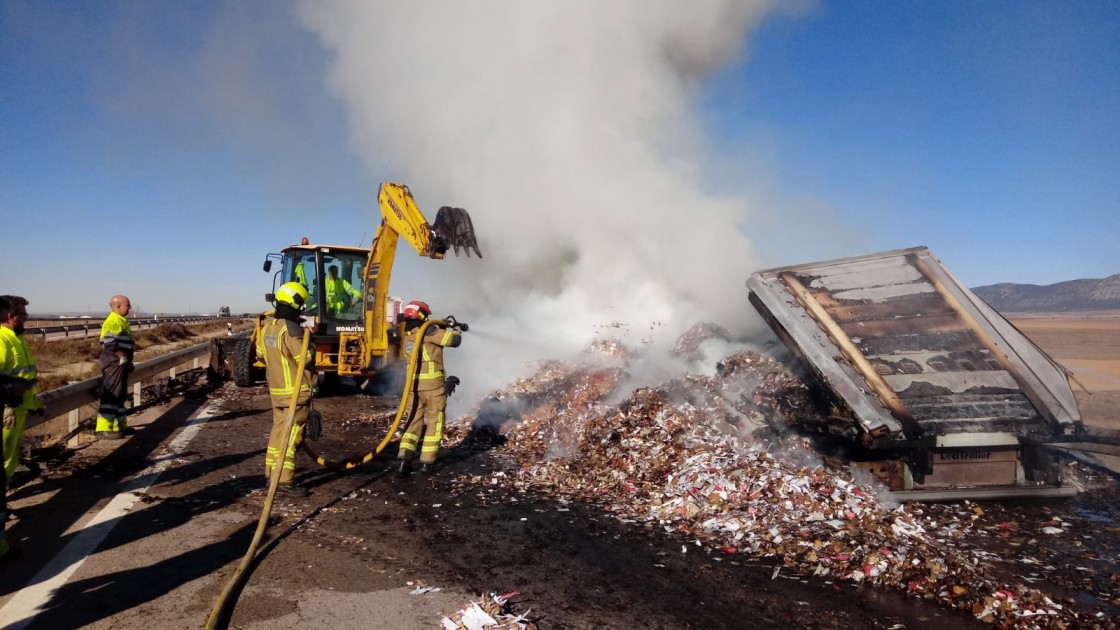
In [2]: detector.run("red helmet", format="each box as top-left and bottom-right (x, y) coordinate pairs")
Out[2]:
(402, 300), (431, 321)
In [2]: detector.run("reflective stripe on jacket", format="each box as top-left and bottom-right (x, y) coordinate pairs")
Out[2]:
(257, 317), (313, 404)
(0, 326), (42, 415)
(403, 325), (461, 392)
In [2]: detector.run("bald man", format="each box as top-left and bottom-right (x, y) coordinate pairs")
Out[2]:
(96, 295), (135, 439)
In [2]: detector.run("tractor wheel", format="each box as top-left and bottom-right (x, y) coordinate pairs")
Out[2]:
(363, 363), (406, 397)
(316, 371), (341, 396)
(233, 338), (256, 387)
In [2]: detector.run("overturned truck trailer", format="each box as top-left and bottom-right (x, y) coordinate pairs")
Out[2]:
(747, 247), (1084, 500)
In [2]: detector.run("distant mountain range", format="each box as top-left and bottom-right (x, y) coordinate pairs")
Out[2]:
(972, 274), (1120, 312)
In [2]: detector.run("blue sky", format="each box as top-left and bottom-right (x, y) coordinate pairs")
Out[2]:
(1, 1), (1117, 317)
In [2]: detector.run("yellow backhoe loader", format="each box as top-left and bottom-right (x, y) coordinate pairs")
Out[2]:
(230, 182), (481, 392)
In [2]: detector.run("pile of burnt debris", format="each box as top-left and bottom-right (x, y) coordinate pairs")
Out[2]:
(445, 323), (1119, 629)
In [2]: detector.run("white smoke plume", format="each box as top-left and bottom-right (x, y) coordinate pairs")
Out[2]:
(298, 1), (781, 411)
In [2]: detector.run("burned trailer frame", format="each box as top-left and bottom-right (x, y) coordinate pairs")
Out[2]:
(746, 246), (1084, 500)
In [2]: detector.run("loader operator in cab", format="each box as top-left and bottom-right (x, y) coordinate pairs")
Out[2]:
(256, 282), (315, 497)
(396, 300), (463, 476)
(325, 265), (360, 316)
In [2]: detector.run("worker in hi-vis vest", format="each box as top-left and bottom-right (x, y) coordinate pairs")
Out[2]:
(1, 295), (40, 563)
(325, 265), (361, 314)
(1, 295), (44, 478)
(96, 295), (135, 439)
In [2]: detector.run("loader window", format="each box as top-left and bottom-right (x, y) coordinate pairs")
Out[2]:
(323, 253), (365, 322)
(282, 252), (319, 313)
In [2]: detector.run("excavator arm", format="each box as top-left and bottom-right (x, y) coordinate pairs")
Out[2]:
(357, 183), (481, 369)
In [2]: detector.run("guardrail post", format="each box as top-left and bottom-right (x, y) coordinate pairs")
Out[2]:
(170, 366), (177, 378)
(68, 408), (81, 447)
(133, 381), (142, 408)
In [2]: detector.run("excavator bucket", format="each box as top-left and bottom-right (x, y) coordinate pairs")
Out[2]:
(431, 206), (483, 258)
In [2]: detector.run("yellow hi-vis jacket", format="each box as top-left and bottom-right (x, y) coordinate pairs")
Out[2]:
(325, 275), (360, 311)
(99, 311), (135, 361)
(404, 325), (461, 393)
(256, 317), (313, 406)
(0, 326), (42, 418)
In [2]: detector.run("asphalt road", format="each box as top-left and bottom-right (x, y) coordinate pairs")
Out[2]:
(0, 380), (990, 630)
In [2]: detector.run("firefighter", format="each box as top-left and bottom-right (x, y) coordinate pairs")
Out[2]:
(0, 295), (44, 480)
(396, 300), (462, 475)
(95, 295), (135, 439)
(256, 282), (314, 497)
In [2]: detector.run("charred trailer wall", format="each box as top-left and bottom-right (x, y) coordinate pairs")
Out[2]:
(746, 247), (1083, 499)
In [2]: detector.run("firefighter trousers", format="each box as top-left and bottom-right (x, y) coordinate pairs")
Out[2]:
(266, 403), (307, 484)
(397, 388), (447, 465)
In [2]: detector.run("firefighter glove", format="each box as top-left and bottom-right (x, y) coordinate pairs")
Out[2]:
(444, 375), (460, 397)
(306, 409), (322, 441)
(118, 356), (129, 367)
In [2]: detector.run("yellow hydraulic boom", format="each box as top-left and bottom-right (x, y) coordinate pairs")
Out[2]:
(342, 182), (481, 375)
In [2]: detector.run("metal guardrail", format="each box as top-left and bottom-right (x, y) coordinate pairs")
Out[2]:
(26, 332), (250, 438)
(25, 316), (224, 340)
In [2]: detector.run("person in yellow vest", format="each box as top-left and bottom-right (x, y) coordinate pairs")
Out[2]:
(96, 295), (136, 440)
(1, 295), (43, 478)
(0, 372), (30, 562)
(396, 300), (463, 475)
(1, 295), (42, 562)
(255, 282), (315, 497)
(325, 265), (361, 315)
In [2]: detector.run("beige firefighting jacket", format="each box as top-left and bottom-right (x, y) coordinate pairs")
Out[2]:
(256, 317), (313, 406)
(404, 325), (461, 393)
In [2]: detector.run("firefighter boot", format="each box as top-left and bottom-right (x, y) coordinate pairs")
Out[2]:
(419, 462), (435, 474)
(276, 482), (309, 498)
(397, 459), (412, 476)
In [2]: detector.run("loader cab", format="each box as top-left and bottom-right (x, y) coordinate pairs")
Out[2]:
(274, 244), (369, 336)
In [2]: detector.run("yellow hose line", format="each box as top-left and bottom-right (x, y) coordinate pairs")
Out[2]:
(205, 326), (312, 630)
(301, 319), (441, 470)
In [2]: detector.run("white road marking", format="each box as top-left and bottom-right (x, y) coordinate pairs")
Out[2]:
(0, 402), (220, 629)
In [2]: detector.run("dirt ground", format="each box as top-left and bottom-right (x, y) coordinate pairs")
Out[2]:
(1012, 317), (1120, 428)
(3, 315), (1118, 629)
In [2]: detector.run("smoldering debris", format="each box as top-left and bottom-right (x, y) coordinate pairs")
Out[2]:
(441, 592), (538, 630)
(444, 329), (1118, 629)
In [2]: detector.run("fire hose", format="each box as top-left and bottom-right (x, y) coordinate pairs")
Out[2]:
(204, 318), (447, 628)
(300, 318), (463, 470)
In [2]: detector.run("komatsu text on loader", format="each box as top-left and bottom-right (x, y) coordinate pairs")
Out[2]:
(230, 182), (481, 392)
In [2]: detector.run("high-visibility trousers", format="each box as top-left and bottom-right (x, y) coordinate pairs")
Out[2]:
(266, 403), (308, 484)
(96, 360), (131, 433)
(396, 388), (447, 465)
(2, 407), (26, 478)
(0, 449), (9, 558)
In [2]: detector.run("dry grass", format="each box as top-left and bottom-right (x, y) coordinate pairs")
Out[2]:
(29, 320), (253, 392)
(1012, 316), (1120, 433)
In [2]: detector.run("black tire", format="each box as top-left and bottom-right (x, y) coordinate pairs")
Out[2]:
(363, 363), (406, 397)
(233, 338), (256, 387)
(316, 371), (341, 396)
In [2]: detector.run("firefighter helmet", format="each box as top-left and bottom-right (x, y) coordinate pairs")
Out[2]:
(276, 282), (309, 308)
(402, 300), (431, 321)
